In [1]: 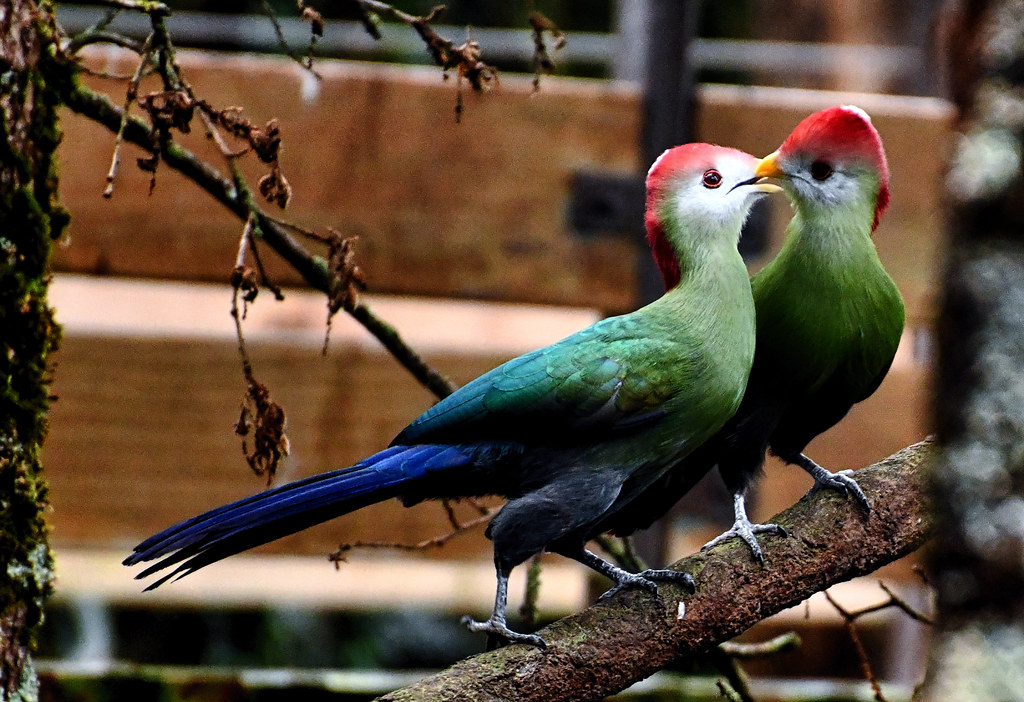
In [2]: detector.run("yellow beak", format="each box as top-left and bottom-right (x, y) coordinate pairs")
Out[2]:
(755, 151), (786, 180)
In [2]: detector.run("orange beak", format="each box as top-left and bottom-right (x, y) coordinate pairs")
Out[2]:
(755, 151), (786, 179)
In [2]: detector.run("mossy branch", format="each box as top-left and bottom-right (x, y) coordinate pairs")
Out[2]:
(377, 440), (937, 702)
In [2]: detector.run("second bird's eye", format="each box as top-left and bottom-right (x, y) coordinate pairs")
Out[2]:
(810, 160), (834, 181)
(702, 169), (723, 189)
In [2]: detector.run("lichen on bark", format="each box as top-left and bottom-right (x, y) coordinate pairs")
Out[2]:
(0, 0), (66, 699)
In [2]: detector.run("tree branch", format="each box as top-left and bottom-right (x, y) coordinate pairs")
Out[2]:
(58, 77), (455, 399)
(377, 439), (937, 702)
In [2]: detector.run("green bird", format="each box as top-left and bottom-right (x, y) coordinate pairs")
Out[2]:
(124, 144), (777, 648)
(604, 106), (905, 563)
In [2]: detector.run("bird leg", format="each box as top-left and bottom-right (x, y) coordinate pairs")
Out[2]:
(568, 547), (694, 601)
(700, 491), (788, 565)
(462, 567), (547, 649)
(795, 453), (871, 511)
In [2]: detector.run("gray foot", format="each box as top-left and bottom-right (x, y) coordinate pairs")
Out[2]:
(701, 519), (788, 565)
(598, 568), (695, 601)
(799, 456), (871, 511)
(462, 615), (547, 649)
(701, 491), (788, 565)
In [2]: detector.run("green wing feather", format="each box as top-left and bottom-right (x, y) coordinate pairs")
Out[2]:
(392, 313), (682, 446)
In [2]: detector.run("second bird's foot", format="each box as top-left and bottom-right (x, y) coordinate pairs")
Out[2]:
(701, 520), (789, 566)
(599, 568), (695, 601)
(806, 467), (872, 511)
(461, 614), (547, 649)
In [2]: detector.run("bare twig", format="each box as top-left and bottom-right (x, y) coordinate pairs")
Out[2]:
(351, 0), (497, 120)
(878, 581), (935, 626)
(258, 0), (322, 78)
(719, 632), (802, 658)
(230, 226), (290, 485)
(708, 647), (754, 702)
(823, 590), (886, 702)
(104, 33), (153, 198)
(716, 679), (745, 702)
(328, 503), (499, 562)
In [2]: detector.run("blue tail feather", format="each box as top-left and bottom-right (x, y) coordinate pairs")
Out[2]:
(124, 444), (472, 585)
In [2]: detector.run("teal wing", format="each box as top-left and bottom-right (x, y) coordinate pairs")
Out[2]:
(392, 314), (683, 446)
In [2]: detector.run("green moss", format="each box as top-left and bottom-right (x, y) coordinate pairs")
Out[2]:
(0, 3), (66, 697)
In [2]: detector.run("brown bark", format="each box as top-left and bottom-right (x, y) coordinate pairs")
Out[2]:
(378, 440), (936, 702)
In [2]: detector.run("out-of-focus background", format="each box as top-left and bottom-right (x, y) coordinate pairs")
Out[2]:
(42, 1), (947, 699)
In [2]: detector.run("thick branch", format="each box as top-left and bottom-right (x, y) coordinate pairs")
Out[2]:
(378, 439), (937, 702)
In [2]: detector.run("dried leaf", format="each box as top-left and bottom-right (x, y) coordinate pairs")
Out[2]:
(258, 166), (292, 209)
(299, 1), (324, 36)
(235, 375), (290, 485)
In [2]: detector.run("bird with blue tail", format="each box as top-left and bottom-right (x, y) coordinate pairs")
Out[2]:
(124, 144), (780, 648)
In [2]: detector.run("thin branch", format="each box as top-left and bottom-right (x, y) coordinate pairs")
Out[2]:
(528, 12), (566, 93)
(707, 647), (755, 702)
(824, 590), (886, 702)
(352, 0), (498, 120)
(65, 30), (147, 55)
(719, 632), (801, 659)
(329, 504), (499, 560)
(878, 581), (935, 626)
(104, 33), (153, 198)
(519, 554), (544, 628)
(259, 0), (322, 78)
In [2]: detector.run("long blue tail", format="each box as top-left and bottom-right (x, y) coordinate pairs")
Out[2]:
(124, 444), (471, 589)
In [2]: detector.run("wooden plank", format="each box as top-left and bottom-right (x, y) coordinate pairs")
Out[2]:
(57, 49), (644, 312)
(43, 274), (599, 557)
(57, 549), (587, 614)
(58, 53), (952, 321)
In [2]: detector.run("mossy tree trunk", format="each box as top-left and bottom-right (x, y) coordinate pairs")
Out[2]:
(0, 1), (66, 699)
(923, 0), (1024, 695)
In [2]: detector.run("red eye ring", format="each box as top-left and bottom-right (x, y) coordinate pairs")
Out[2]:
(702, 169), (723, 189)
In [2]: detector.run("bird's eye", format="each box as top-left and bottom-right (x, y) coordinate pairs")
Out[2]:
(702, 169), (723, 189)
(810, 161), (834, 181)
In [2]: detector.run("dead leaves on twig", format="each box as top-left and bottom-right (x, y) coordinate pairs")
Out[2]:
(529, 12), (566, 93)
(231, 222), (289, 485)
(235, 368), (290, 486)
(286, 226), (366, 354)
(324, 231), (366, 316)
(258, 166), (293, 209)
(350, 1), (498, 121)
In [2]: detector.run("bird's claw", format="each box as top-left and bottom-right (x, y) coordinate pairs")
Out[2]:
(806, 468), (871, 511)
(701, 520), (788, 566)
(461, 614), (547, 649)
(598, 568), (695, 601)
